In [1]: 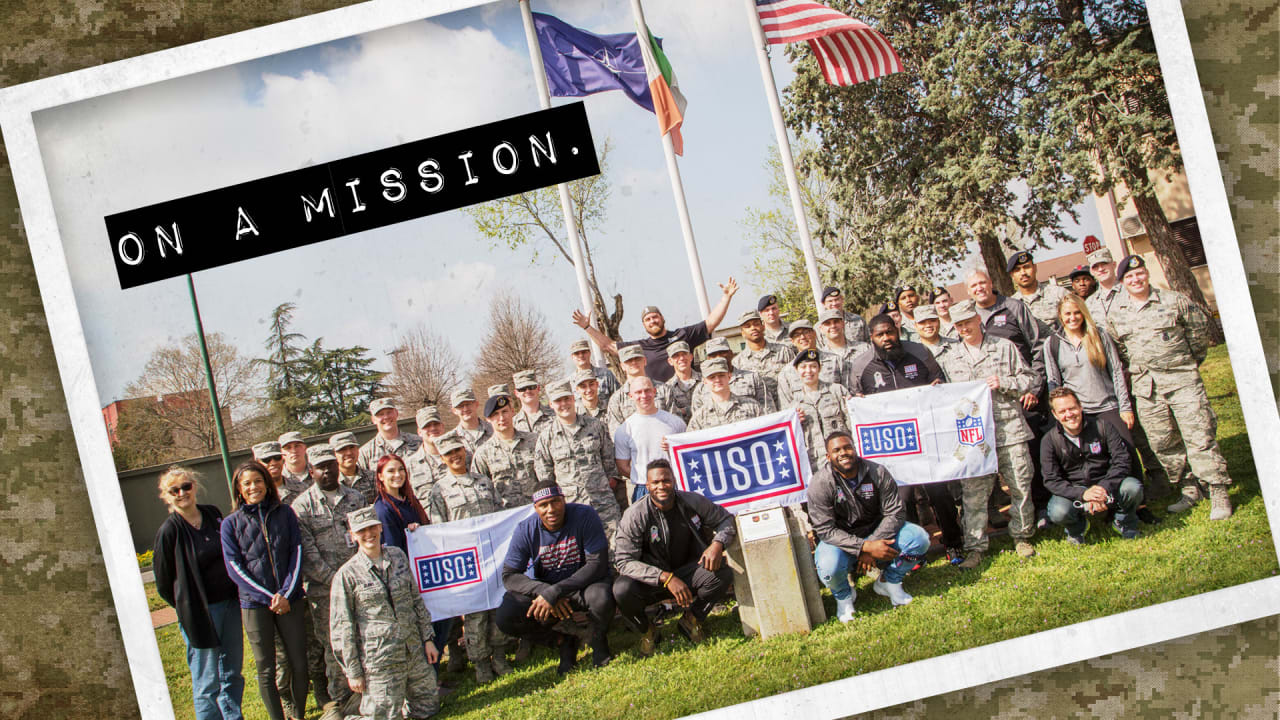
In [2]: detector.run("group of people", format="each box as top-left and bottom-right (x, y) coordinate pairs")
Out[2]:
(152, 247), (1235, 719)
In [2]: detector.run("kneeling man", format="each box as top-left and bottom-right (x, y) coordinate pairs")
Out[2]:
(809, 432), (930, 621)
(496, 481), (615, 674)
(613, 460), (735, 655)
(1043, 388), (1144, 541)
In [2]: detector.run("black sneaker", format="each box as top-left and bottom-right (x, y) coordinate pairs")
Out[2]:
(1137, 507), (1161, 525)
(556, 635), (579, 675)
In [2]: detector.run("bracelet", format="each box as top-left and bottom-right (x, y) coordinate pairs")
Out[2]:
(662, 573), (672, 588)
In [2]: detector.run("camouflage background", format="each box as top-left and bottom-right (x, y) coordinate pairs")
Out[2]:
(0, 1), (1273, 718)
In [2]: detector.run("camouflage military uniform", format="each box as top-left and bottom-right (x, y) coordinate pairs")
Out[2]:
(472, 431), (539, 508)
(938, 336), (1041, 550)
(734, 341), (795, 408)
(451, 420), (494, 456)
(1106, 288), (1231, 495)
(330, 547), (438, 720)
(404, 445), (446, 505)
(576, 400), (608, 423)
(339, 469), (377, 505)
(293, 483), (366, 705)
(691, 367), (773, 415)
(842, 311), (870, 345)
(427, 471), (509, 668)
(662, 371), (701, 424)
(820, 338), (872, 369)
(1016, 281), (1072, 332)
(921, 336), (959, 360)
(279, 467), (312, 504)
(357, 432), (423, 474)
(687, 393), (765, 432)
(274, 467), (320, 712)
(534, 415), (622, 541)
(777, 350), (849, 407)
(513, 406), (555, 436)
(606, 382), (672, 436)
(1086, 283), (1123, 325)
(589, 365), (620, 407)
(764, 323), (790, 344)
(787, 382), (853, 470)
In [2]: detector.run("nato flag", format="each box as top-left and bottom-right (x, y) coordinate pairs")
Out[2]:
(532, 12), (654, 112)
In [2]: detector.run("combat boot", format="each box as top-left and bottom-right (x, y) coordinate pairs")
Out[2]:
(513, 638), (533, 664)
(1167, 485), (1201, 513)
(957, 550), (983, 569)
(637, 623), (660, 656)
(474, 658), (495, 684)
(1208, 485), (1233, 520)
(446, 642), (467, 673)
(491, 650), (513, 676)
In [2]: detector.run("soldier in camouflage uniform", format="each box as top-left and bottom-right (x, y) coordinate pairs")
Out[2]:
(535, 380), (623, 545)
(820, 286), (871, 345)
(293, 446), (366, 719)
(607, 345), (671, 435)
(254, 440), (287, 489)
(787, 349), (853, 471)
(427, 435), (512, 683)
(513, 370), (556, 436)
(777, 320), (850, 406)
(277, 431), (314, 503)
(473, 394), (540, 509)
(330, 432), (376, 504)
(573, 368), (609, 422)
(569, 338), (620, 408)
(913, 305), (958, 360)
(330, 506), (439, 720)
(939, 300), (1042, 567)
(817, 308), (872, 367)
(1105, 256), (1233, 519)
(895, 285), (923, 339)
(358, 399), (423, 474)
(758, 294), (791, 343)
(405, 406), (448, 504)
(688, 358), (765, 431)
(660, 341), (700, 424)
(691, 337), (772, 414)
(1085, 248), (1123, 325)
(449, 387), (493, 455)
(929, 287), (960, 340)
(1009, 251), (1072, 333)
(733, 309), (795, 409)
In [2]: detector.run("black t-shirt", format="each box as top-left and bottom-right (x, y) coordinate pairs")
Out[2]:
(662, 505), (697, 569)
(184, 508), (238, 603)
(623, 321), (711, 383)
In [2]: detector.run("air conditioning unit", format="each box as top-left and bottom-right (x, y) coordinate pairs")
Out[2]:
(1118, 215), (1146, 238)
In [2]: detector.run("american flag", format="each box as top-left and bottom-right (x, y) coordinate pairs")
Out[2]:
(755, 0), (902, 86)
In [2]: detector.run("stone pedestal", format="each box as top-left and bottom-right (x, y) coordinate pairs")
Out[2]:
(730, 505), (826, 639)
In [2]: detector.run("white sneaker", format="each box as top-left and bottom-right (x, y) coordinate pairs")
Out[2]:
(873, 580), (914, 606)
(835, 593), (856, 623)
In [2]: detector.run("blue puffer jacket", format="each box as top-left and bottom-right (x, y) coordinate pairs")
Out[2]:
(220, 496), (304, 609)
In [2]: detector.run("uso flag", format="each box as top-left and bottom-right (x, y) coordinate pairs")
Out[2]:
(666, 409), (811, 514)
(845, 380), (997, 484)
(405, 504), (534, 619)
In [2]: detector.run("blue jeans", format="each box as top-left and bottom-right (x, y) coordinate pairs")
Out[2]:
(814, 522), (930, 601)
(1047, 476), (1144, 536)
(180, 599), (245, 720)
(631, 483), (648, 502)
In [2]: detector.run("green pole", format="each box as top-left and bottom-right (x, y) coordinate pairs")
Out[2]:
(186, 274), (234, 497)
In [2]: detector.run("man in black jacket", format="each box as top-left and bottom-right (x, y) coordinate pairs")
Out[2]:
(496, 480), (614, 674)
(612, 459), (736, 655)
(1042, 388), (1144, 541)
(809, 432), (931, 621)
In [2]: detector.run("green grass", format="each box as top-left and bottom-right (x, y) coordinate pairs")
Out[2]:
(145, 582), (167, 612)
(155, 346), (1275, 719)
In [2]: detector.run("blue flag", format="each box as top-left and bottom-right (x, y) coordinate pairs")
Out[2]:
(532, 12), (654, 112)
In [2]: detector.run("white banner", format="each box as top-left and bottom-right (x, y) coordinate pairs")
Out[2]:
(666, 409), (812, 514)
(845, 380), (997, 484)
(405, 504), (535, 618)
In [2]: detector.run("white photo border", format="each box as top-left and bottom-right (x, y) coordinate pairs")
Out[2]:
(0, 0), (1275, 718)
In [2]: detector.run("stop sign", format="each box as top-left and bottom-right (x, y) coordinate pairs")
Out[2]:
(1083, 234), (1102, 254)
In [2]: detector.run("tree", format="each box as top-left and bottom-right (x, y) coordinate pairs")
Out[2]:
(111, 400), (177, 470)
(471, 291), (561, 400)
(382, 323), (462, 411)
(295, 339), (385, 433)
(256, 302), (308, 432)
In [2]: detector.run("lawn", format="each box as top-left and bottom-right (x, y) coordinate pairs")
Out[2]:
(154, 346), (1276, 719)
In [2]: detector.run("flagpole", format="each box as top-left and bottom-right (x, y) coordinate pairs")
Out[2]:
(517, 0), (605, 363)
(741, 0), (825, 313)
(627, 0), (711, 318)
(186, 274), (234, 497)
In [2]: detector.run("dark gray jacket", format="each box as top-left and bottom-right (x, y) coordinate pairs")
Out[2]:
(614, 491), (736, 586)
(808, 458), (904, 557)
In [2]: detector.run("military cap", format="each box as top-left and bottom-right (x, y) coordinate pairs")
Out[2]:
(788, 319), (815, 335)
(894, 285), (917, 302)
(702, 357), (731, 376)
(572, 368), (597, 387)
(757, 294), (778, 311)
(487, 383), (512, 399)
(253, 441), (283, 461)
(369, 397), (397, 416)
(435, 434), (466, 456)
(347, 505), (381, 533)
(278, 431), (305, 447)
(569, 339), (591, 354)
(737, 309), (762, 325)
(666, 341), (691, 358)
(1068, 265), (1092, 280)
(1116, 254), (1146, 280)
(927, 286), (949, 303)
(877, 301), (899, 315)
(705, 337), (732, 356)
(328, 431), (359, 451)
(793, 348), (822, 367)
(1087, 248), (1115, 266)
(450, 387), (476, 407)
(949, 299), (979, 323)
(913, 305), (939, 322)
(416, 406), (442, 428)
(307, 444), (337, 464)
(512, 370), (539, 390)
(821, 285), (842, 301)
(546, 379), (575, 402)
(641, 305), (662, 317)
(483, 394), (512, 417)
(1006, 250), (1034, 273)
(817, 308), (844, 325)
(619, 344), (646, 363)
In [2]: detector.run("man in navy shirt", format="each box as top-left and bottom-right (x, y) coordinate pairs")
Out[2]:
(495, 480), (614, 674)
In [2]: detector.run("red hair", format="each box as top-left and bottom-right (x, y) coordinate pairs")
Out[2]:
(375, 454), (428, 525)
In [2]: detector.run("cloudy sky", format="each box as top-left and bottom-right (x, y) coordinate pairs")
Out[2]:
(33, 0), (1101, 405)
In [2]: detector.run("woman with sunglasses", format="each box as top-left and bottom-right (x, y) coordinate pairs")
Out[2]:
(219, 460), (307, 720)
(153, 466), (245, 720)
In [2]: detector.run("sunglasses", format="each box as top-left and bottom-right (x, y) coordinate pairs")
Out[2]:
(167, 482), (194, 496)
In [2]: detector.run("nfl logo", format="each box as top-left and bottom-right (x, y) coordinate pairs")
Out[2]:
(956, 415), (984, 446)
(1089, 440), (1102, 454)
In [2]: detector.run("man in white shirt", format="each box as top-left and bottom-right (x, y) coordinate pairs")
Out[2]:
(614, 376), (687, 504)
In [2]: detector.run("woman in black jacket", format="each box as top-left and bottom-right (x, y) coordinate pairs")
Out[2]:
(219, 460), (307, 720)
(152, 466), (244, 720)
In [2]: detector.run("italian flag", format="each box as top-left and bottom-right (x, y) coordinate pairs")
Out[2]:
(639, 27), (687, 156)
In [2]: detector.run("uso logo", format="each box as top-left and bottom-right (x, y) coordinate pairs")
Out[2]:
(855, 419), (923, 459)
(415, 548), (483, 593)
